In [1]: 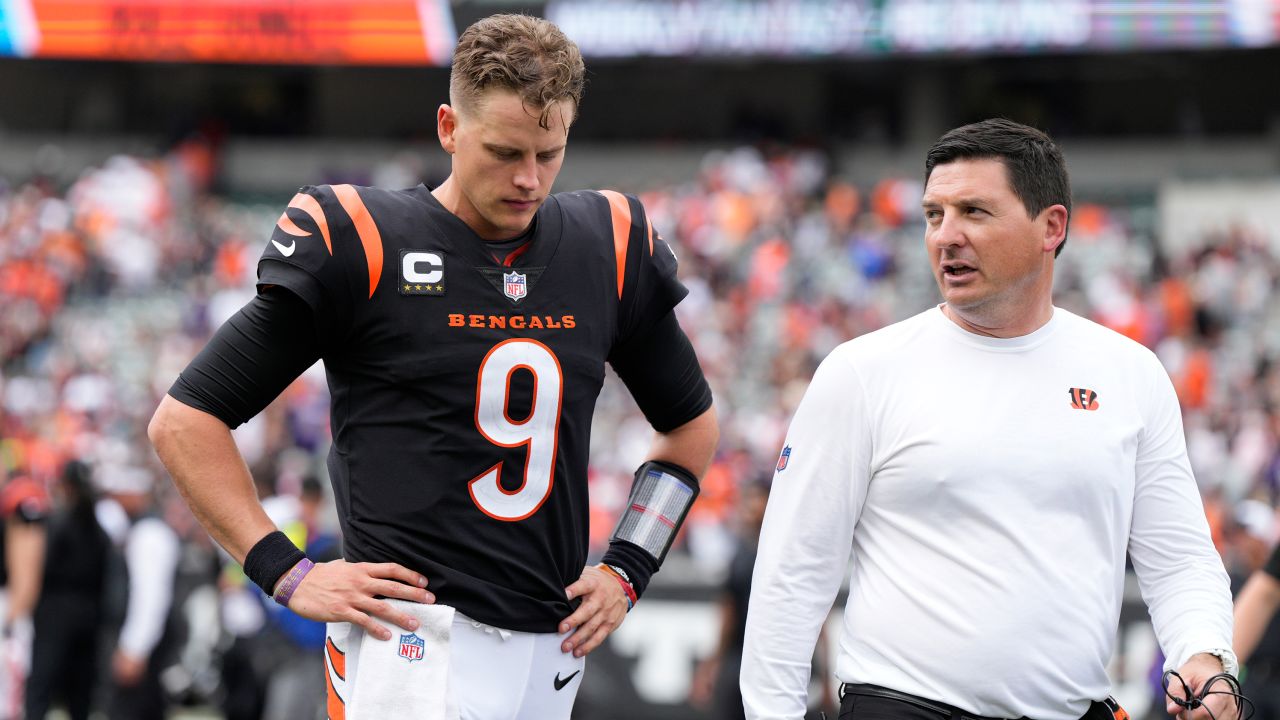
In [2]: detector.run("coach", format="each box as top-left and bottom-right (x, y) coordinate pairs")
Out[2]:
(741, 119), (1237, 720)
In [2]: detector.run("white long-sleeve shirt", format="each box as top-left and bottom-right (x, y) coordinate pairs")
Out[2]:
(741, 307), (1233, 720)
(119, 516), (181, 659)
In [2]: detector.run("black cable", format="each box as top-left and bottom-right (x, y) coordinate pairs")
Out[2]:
(1161, 670), (1254, 720)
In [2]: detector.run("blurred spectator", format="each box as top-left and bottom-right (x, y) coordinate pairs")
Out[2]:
(258, 475), (339, 720)
(1232, 539), (1280, 718)
(216, 555), (268, 720)
(0, 475), (48, 720)
(215, 471), (338, 720)
(1196, 500), (1276, 718)
(691, 476), (832, 719)
(25, 460), (110, 720)
(691, 476), (770, 720)
(96, 466), (180, 720)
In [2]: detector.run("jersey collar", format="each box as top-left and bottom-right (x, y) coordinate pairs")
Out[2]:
(411, 185), (564, 270)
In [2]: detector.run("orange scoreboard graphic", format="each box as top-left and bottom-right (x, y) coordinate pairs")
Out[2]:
(0, 0), (457, 65)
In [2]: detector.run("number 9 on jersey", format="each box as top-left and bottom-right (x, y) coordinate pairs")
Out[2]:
(469, 339), (564, 521)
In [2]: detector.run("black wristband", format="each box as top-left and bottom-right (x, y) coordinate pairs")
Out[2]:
(243, 530), (306, 596)
(601, 540), (658, 600)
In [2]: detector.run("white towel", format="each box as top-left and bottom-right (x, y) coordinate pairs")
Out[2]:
(329, 601), (458, 720)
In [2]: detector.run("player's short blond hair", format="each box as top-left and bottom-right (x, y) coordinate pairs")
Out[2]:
(450, 14), (585, 130)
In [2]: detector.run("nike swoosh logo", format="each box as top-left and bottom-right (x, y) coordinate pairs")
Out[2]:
(272, 238), (296, 257)
(553, 670), (580, 691)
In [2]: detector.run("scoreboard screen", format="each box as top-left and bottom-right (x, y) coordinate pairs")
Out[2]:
(0, 0), (456, 65)
(547, 0), (1280, 59)
(2, 0), (1278, 64)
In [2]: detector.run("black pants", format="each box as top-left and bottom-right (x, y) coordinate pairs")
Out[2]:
(838, 684), (1119, 720)
(1240, 660), (1280, 720)
(25, 595), (101, 720)
(219, 635), (267, 720)
(107, 654), (167, 720)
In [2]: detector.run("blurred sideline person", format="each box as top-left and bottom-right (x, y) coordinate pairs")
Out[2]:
(259, 476), (339, 720)
(693, 477), (835, 719)
(694, 477), (839, 720)
(741, 119), (1237, 720)
(149, 12), (717, 720)
(1232, 541), (1280, 717)
(215, 469), (277, 720)
(0, 475), (48, 720)
(95, 465), (181, 720)
(25, 460), (111, 720)
(216, 471), (339, 720)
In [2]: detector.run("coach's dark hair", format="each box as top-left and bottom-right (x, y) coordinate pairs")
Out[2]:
(925, 118), (1072, 257)
(451, 14), (585, 130)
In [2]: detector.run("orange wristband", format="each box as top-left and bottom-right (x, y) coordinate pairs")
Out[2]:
(597, 563), (637, 610)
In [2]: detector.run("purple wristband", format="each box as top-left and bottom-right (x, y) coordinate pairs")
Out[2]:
(272, 558), (314, 607)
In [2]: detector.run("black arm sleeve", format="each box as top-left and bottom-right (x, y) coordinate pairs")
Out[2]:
(609, 310), (713, 433)
(167, 287), (324, 429)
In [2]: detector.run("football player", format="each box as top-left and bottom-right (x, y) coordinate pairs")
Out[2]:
(149, 13), (717, 720)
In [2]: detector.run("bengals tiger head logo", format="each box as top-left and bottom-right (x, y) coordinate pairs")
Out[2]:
(1069, 388), (1099, 411)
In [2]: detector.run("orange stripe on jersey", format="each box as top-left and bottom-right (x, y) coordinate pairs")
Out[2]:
(332, 184), (385, 299)
(645, 215), (654, 255)
(275, 211), (310, 237)
(598, 190), (632, 299)
(325, 661), (345, 720)
(287, 192), (332, 255)
(325, 637), (346, 720)
(325, 637), (346, 680)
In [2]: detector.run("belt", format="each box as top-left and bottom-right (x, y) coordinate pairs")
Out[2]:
(838, 684), (1124, 720)
(840, 684), (1026, 720)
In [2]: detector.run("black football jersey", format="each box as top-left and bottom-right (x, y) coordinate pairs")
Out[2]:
(256, 184), (686, 632)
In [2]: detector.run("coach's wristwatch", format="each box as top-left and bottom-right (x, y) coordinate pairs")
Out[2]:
(1202, 648), (1240, 677)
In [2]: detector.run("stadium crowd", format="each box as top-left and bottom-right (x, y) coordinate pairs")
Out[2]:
(2, 138), (1279, 718)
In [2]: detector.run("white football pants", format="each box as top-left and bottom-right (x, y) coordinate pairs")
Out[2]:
(325, 602), (586, 720)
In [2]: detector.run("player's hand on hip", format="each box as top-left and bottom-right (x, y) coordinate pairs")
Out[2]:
(559, 564), (629, 658)
(1164, 653), (1237, 720)
(283, 560), (435, 641)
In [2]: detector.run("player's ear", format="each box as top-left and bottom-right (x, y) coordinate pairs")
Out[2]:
(438, 104), (458, 154)
(1041, 204), (1068, 254)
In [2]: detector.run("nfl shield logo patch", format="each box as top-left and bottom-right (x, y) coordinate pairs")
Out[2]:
(503, 271), (527, 302)
(398, 633), (425, 662)
(776, 446), (791, 472)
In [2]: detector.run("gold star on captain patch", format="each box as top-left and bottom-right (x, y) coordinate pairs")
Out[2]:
(414, 284), (423, 291)
(435, 284), (444, 292)
(403, 284), (411, 292)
